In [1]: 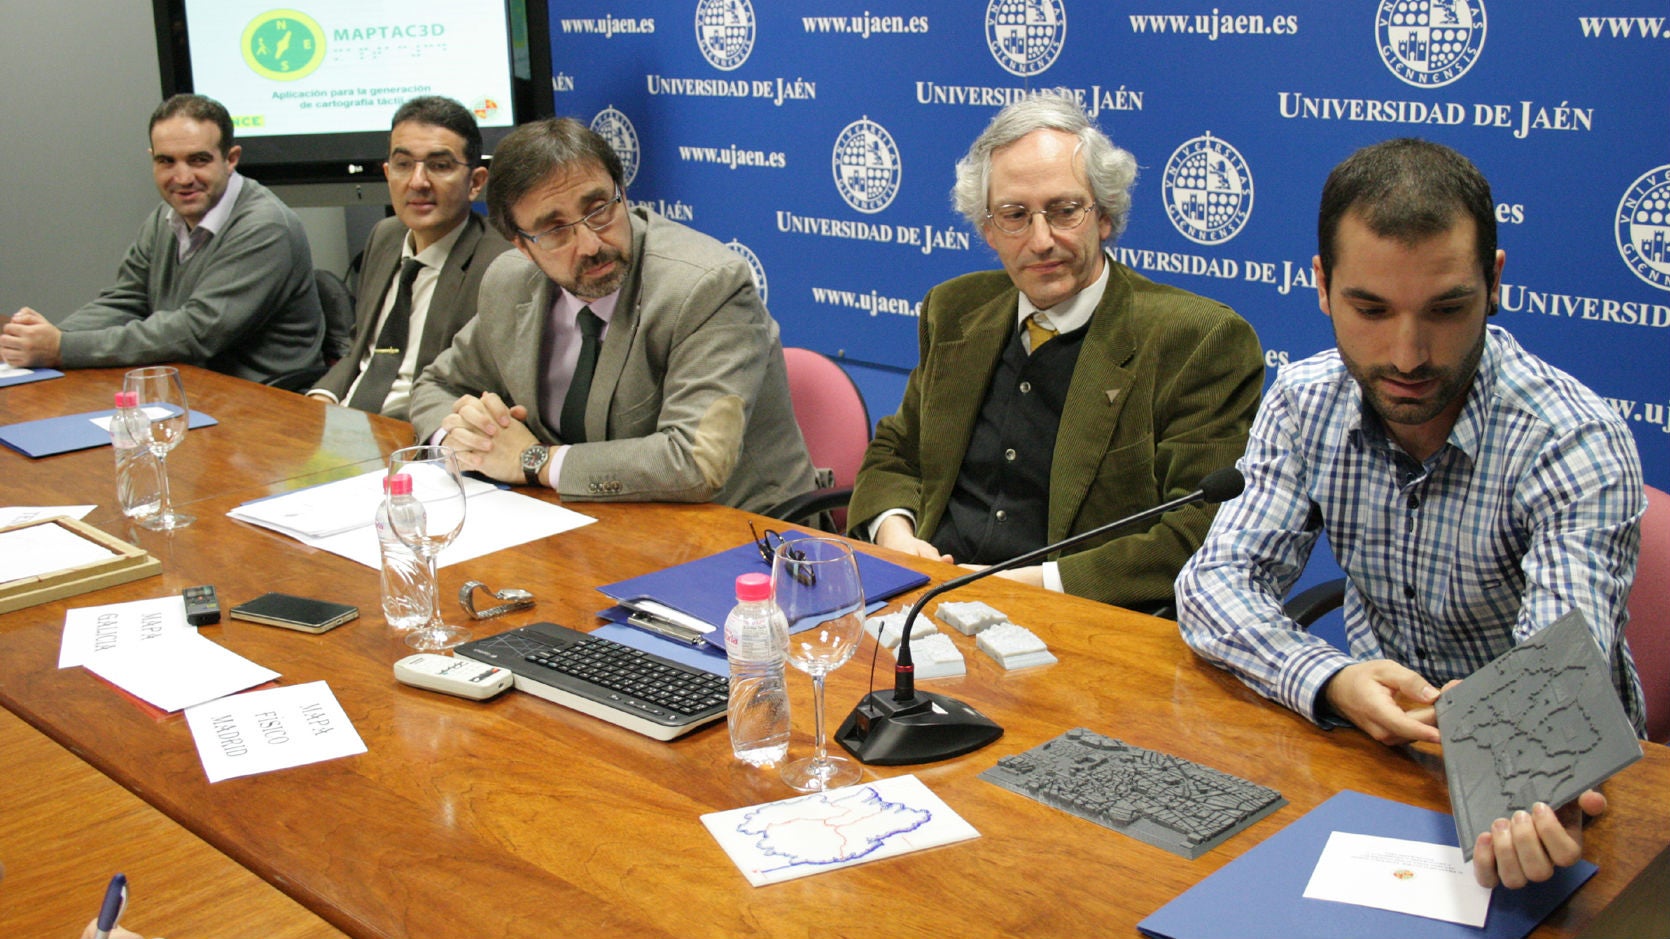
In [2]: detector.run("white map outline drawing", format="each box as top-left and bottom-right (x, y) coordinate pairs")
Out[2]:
(739, 784), (930, 872)
(702, 774), (980, 886)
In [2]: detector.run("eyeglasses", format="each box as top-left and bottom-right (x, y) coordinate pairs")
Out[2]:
(751, 522), (816, 587)
(516, 187), (623, 252)
(985, 200), (1097, 235)
(386, 154), (468, 179)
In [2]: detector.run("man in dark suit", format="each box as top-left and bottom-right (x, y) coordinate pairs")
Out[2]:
(309, 96), (511, 419)
(848, 90), (1264, 612)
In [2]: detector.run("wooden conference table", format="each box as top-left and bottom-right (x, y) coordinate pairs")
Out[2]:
(2, 366), (1667, 938)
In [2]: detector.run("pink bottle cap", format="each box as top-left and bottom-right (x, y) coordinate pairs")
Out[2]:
(735, 572), (772, 602)
(114, 391), (138, 408)
(384, 473), (414, 496)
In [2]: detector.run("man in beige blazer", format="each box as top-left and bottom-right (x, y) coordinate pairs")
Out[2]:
(849, 90), (1264, 612)
(409, 118), (816, 514)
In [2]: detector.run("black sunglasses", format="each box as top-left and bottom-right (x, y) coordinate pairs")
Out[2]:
(750, 522), (816, 587)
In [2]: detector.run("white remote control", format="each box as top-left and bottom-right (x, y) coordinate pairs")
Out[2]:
(394, 653), (514, 700)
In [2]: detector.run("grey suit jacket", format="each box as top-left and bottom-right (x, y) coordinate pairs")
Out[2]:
(312, 213), (511, 419)
(849, 262), (1264, 609)
(410, 205), (817, 514)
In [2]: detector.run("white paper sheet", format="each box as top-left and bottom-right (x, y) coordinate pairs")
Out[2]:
(227, 467), (498, 539)
(59, 595), (194, 668)
(262, 487), (596, 570)
(1303, 831), (1493, 927)
(89, 405), (180, 433)
(81, 631), (280, 713)
(184, 680), (367, 783)
(0, 505), (98, 527)
(702, 774), (980, 886)
(0, 520), (120, 586)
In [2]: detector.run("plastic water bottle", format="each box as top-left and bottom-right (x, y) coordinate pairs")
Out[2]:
(725, 572), (792, 766)
(375, 473), (431, 631)
(111, 390), (160, 520)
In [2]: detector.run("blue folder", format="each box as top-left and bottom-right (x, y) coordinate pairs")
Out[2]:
(0, 368), (64, 389)
(1137, 789), (1594, 939)
(597, 538), (930, 652)
(0, 407), (218, 458)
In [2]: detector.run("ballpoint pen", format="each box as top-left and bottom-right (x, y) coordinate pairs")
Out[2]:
(94, 873), (127, 939)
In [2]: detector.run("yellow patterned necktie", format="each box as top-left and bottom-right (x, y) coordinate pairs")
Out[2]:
(1025, 313), (1058, 352)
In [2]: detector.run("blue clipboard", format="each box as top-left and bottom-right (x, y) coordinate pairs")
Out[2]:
(1137, 789), (1594, 939)
(597, 537), (930, 651)
(0, 368), (64, 389)
(0, 407), (217, 458)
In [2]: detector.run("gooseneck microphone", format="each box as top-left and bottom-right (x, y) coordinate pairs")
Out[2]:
(835, 466), (1246, 765)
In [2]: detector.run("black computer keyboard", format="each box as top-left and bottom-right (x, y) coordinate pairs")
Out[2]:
(453, 622), (728, 740)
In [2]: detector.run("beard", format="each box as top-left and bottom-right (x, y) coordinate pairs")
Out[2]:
(559, 245), (630, 301)
(1340, 327), (1485, 432)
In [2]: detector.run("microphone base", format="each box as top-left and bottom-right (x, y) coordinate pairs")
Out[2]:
(835, 690), (1003, 765)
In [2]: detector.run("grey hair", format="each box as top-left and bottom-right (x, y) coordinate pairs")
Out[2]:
(951, 88), (1138, 241)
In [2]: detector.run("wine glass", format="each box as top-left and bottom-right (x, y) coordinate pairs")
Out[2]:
(122, 366), (194, 531)
(386, 445), (470, 651)
(776, 536), (865, 792)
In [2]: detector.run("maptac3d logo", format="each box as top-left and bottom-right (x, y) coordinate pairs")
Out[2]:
(243, 9), (325, 81)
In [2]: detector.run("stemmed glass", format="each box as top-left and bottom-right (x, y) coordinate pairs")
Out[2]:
(776, 536), (865, 792)
(386, 445), (470, 651)
(122, 366), (193, 531)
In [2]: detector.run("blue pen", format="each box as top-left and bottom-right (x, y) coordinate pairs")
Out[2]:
(94, 873), (126, 939)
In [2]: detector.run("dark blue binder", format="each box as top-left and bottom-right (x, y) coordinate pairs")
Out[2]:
(0, 408), (218, 458)
(0, 368), (63, 389)
(1137, 789), (1594, 939)
(597, 537), (930, 651)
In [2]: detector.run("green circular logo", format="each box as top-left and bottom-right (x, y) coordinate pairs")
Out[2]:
(242, 10), (325, 81)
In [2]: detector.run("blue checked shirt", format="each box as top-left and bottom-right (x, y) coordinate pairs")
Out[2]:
(1176, 325), (1646, 736)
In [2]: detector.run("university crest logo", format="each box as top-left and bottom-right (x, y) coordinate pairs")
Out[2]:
(695, 0), (756, 72)
(1617, 165), (1670, 292)
(1162, 134), (1253, 246)
(590, 107), (641, 187)
(726, 240), (769, 304)
(985, 0), (1066, 77)
(1376, 0), (1487, 88)
(832, 118), (902, 215)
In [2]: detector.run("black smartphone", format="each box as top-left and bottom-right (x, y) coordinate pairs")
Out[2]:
(229, 592), (359, 634)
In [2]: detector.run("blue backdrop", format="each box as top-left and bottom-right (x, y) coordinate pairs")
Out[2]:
(550, 0), (1670, 488)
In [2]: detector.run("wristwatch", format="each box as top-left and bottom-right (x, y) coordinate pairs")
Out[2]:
(519, 444), (550, 487)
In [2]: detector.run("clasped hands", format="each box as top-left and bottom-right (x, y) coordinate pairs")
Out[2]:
(1323, 659), (1605, 890)
(0, 308), (63, 368)
(871, 515), (1045, 587)
(436, 392), (543, 484)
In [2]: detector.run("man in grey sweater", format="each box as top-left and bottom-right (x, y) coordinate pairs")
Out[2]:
(1, 94), (322, 384)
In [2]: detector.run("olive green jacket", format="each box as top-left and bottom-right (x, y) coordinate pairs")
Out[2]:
(849, 261), (1263, 609)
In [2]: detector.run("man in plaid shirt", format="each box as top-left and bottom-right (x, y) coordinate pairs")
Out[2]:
(1176, 138), (1645, 890)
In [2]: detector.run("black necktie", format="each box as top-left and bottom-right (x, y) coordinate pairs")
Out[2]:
(347, 257), (424, 413)
(560, 307), (604, 444)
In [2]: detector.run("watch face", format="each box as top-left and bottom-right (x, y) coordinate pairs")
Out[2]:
(521, 446), (548, 479)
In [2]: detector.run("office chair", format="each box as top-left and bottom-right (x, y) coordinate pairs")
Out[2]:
(315, 268), (356, 365)
(1286, 484), (1670, 743)
(762, 347), (871, 532)
(262, 269), (356, 393)
(1625, 484), (1670, 743)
